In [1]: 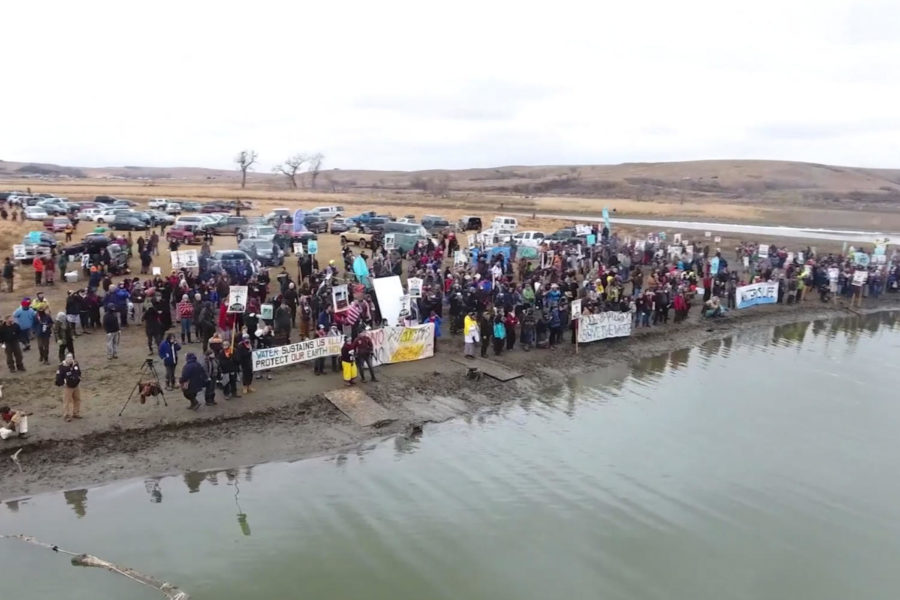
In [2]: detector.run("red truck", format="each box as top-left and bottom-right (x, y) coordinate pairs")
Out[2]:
(165, 225), (199, 245)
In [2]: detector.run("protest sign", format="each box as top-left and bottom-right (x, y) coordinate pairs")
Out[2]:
(852, 270), (868, 286)
(306, 240), (318, 255)
(735, 281), (779, 309)
(704, 231), (711, 238)
(384, 233), (396, 251)
(710, 256), (720, 275)
(454, 250), (467, 265)
(576, 311), (632, 344)
(252, 335), (343, 371)
(673, 233), (682, 244)
(12, 245), (26, 260)
(853, 252), (870, 267)
(827, 267), (839, 292)
(368, 323), (435, 365)
(757, 244), (769, 259)
(171, 249), (199, 270)
(293, 242), (304, 255)
(407, 277), (423, 298)
(227, 285), (248, 313)
(332, 284), (350, 312)
(540, 250), (554, 270)
(742, 256), (750, 268)
(714, 236), (721, 243)
(372, 275), (404, 326)
(586, 234), (596, 246)
(466, 234), (475, 248)
(260, 303), (274, 320)
(152, 266), (161, 275)
(602, 207), (611, 232)
(571, 299), (582, 319)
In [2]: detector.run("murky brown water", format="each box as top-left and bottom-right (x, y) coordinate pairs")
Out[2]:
(2, 312), (899, 600)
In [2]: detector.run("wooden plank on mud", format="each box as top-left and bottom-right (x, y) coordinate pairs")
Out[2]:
(323, 387), (395, 427)
(450, 356), (523, 382)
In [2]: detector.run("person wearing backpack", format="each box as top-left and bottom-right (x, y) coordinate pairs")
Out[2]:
(55, 353), (82, 422)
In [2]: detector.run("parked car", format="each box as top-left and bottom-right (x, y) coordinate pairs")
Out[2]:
(181, 201), (202, 212)
(147, 198), (173, 209)
(165, 225), (199, 245)
(77, 208), (104, 221)
(36, 200), (69, 215)
(478, 227), (515, 244)
(265, 208), (293, 224)
(421, 215), (450, 233)
(211, 216), (249, 235)
(329, 217), (351, 234)
(304, 215), (330, 233)
(111, 198), (138, 207)
(458, 215), (483, 231)
(512, 230), (546, 248)
(311, 205), (344, 218)
(165, 202), (182, 215)
(146, 210), (176, 225)
(546, 228), (585, 244)
(93, 195), (120, 204)
(239, 238), (285, 267)
(43, 217), (72, 233)
(206, 250), (258, 279)
(112, 214), (149, 231)
(237, 224), (276, 242)
(383, 221), (429, 237)
(340, 226), (381, 248)
(20, 232), (57, 263)
(24, 206), (49, 221)
(201, 202), (227, 213)
(94, 208), (132, 223)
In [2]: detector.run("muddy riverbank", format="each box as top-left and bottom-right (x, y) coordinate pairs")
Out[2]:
(2, 296), (898, 501)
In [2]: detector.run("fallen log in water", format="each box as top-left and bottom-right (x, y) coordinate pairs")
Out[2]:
(0, 534), (189, 599)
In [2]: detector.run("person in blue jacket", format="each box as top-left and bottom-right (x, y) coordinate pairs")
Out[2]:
(159, 333), (181, 390)
(179, 352), (209, 411)
(112, 282), (130, 327)
(12, 298), (36, 351)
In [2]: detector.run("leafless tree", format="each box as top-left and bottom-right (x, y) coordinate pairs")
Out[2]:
(308, 153), (324, 189)
(235, 150), (258, 189)
(324, 172), (338, 192)
(273, 154), (307, 189)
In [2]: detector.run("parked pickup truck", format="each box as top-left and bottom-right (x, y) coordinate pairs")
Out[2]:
(340, 226), (381, 248)
(165, 225), (200, 245)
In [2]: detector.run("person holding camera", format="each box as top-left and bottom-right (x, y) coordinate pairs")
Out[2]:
(55, 353), (82, 422)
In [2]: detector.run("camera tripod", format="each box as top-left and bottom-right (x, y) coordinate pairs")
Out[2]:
(119, 358), (169, 416)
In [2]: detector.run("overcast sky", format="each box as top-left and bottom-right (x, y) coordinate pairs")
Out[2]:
(5, 0), (899, 171)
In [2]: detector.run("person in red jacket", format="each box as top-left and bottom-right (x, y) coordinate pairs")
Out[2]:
(32, 256), (44, 286)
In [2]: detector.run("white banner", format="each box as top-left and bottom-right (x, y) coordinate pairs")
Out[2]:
(368, 323), (435, 365)
(576, 311), (632, 343)
(252, 335), (343, 371)
(735, 281), (779, 309)
(227, 285), (248, 313)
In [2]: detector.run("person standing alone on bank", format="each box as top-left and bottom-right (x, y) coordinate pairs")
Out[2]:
(55, 353), (82, 422)
(103, 304), (120, 359)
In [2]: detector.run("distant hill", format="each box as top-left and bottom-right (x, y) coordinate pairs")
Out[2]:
(2, 158), (900, 209)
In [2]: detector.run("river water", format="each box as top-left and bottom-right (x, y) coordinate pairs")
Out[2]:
(514, 211), (897, 243)
(2, 312), (900, 600)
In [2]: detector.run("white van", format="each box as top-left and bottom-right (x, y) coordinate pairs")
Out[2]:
(491, 216), (518, 231)
(513, 230), (545, 248)
(310, 205), (344, 218)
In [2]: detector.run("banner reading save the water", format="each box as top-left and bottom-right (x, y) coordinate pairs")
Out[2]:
(577, 311), (632, 344)
(735, 281), (779, 309)
(252, 335), (343, 371)
(369, 323), (435, 365)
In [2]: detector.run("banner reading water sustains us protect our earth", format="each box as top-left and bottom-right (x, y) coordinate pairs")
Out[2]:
(369, 323), (435, 366)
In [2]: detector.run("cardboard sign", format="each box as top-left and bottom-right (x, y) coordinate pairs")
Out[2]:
(307, 240), (318, 255)
(758, 245), (769, 259)
(571, 299), (582, 319)
(293, 242), (304, 255)
(227, 285), (248, 313)
(407, 277), (423, 299)
(332, 284), (350, 312)
(384, 233), (396, 251)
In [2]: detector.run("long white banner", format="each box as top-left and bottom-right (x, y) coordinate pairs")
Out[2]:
(735, 281), (779, 309)
(577, 311), (632, 344)
(369, 323), (435, 365)
(252, 335), (342, 371)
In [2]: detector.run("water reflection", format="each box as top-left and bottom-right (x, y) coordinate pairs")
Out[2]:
(63, 489), (87, 518)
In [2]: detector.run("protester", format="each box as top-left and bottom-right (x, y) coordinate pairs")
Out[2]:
(0, 316), (25, 372)
(53, 311), (75, 362)
(0, 405), (28, 439)
(179, 352), (208, 411)
(2, 258), (14, 293)
(340, 336), (357, 385)
(55, 353), (82, 422)
(235, 334), (254, 393)
(103, 304), (121, 359)
(159, 333), (181, 390)
(355, 329), (377, 382)
(34, 306), (53, 365)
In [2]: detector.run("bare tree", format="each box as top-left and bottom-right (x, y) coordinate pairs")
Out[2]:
(308, 153), (324, 189)
(273, 154), (307, 189)
(235, 150), (258, 189)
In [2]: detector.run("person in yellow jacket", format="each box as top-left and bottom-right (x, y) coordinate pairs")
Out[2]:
(463, 310), (479, 358)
